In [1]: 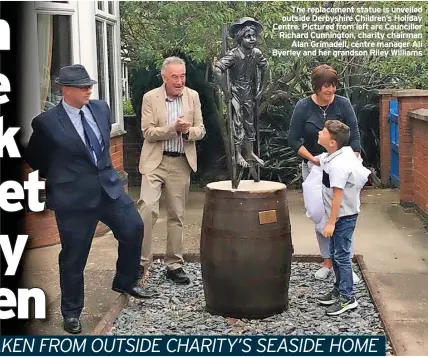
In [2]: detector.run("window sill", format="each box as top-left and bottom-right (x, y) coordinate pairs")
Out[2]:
(110, 127), (127, 138)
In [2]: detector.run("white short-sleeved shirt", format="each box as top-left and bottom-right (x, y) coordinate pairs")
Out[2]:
(321, 147), (368, 218)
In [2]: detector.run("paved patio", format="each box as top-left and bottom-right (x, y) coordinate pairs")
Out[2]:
(22, 187), (428, 355)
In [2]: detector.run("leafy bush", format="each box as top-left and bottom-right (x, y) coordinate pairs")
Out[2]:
(123, 99), (134, 115)
(259, 103), (302, 185)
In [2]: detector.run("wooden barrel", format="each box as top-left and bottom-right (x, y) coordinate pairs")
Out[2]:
(200, 180), (293, 319)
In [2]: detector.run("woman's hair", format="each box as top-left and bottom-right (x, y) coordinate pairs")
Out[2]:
(325, 120), (350, 149)
(311, 64), (339, 93)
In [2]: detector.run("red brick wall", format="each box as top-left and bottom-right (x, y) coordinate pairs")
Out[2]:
(111, 135), (125, 175)
(379, 90), (428, 218)
(412, 117), (428, 213)
(23, 134), (127, 249)
(397, 96), (428, 205)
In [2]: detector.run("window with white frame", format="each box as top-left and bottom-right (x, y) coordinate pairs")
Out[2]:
(35, 1), (76, 112)
(95, 1), (120, 125)
(121, 61), (130, 101)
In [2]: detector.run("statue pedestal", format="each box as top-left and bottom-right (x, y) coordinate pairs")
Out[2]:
(200, 180), (293, 319)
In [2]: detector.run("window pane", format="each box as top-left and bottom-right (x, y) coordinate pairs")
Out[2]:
(108, 1), (114, 14)
(97, 1), (104, 11)
(95, 20), (106, 102)
(107, 24), (116, 123)
(37, 14), (71, 112)
(121, 62), (129, 100)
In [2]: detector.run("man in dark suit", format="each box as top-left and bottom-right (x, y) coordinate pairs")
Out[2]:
(25, 64), (159, 334)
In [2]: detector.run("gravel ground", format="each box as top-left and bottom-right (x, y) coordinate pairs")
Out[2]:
(110, 261), (392, 354)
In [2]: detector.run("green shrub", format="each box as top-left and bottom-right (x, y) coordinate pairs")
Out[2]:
(123, 99), (134, 115)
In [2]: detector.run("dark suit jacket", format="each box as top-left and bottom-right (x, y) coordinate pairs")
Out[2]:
(25, 100), (124, 211)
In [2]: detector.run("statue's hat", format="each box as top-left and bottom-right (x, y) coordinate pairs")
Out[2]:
(229, 17), (263, 37)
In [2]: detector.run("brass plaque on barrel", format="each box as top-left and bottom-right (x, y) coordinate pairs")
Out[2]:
(259, 210), (277, 224)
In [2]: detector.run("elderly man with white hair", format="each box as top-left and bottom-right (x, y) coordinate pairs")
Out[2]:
(138, 56), (206, 284)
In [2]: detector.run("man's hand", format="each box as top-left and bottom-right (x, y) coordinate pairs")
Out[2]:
(323, 223), (335, 238)
(175, 116), (191, 133)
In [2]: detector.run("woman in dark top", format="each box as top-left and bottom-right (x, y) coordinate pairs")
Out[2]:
(288, 64), (361, 283)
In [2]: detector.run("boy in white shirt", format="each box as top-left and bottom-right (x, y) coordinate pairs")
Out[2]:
(316, 120), (370, 316)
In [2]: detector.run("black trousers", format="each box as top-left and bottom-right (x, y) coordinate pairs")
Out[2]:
(55, 191), (143, 318)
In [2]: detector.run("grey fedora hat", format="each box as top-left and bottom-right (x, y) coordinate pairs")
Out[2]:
(55, 64), (97, 87)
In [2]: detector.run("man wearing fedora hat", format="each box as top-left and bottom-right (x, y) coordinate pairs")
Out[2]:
(25, 64), (159, 334)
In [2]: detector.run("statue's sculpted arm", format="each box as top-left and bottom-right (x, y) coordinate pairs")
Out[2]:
(254, 49), (269, 100)
(214, 50), (236, 100)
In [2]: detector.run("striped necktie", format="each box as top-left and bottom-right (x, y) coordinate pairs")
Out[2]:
(79, 110), (102, 162)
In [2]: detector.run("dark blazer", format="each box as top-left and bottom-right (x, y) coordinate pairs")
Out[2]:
(25, 100), (124, 211)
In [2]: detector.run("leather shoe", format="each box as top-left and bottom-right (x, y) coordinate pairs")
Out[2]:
(166, 267), (190, 285)
(63, 317), (82, 334)
(138, 265), (144, 280)
(112, 285), (160, 299)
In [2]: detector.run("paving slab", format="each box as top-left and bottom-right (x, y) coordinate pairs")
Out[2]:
(386, 320), (428, 356)
(22, 238), (120, 335)
(364, 272), (428, 321)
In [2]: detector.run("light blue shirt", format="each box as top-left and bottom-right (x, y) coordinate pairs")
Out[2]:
(62, 100), (104, 163)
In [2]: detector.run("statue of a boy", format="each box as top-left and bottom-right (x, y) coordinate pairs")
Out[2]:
(214, 17), (269, 168)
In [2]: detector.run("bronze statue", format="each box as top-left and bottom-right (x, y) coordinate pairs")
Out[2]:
(214, 17), (269, 169)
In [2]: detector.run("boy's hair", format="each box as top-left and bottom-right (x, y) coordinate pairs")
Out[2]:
(235, 25), (256, 45)
(311, 64), (339, 93)
(325, 120), (350, 149)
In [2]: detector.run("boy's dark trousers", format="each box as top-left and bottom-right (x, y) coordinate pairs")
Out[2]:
(329, 214), (358, 298)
